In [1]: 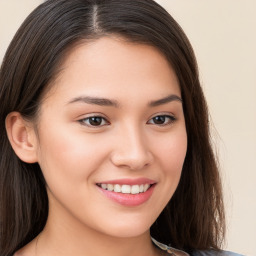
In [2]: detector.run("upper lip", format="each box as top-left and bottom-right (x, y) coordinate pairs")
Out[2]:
(97, 178), (156, 185)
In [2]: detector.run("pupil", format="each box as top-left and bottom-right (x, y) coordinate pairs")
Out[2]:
(154, 116), (165, 124)
(89, 117), (102, 126)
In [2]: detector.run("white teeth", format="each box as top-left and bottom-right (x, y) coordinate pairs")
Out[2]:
(99, 183), (152, 194)
(101, 184), (107, 190)
(114, 184), (121, 192)
(131, 185), (140, 194)
(107, 184), (114, 191)
(143, 184), (150, 192)
(121, 185), (131, 194)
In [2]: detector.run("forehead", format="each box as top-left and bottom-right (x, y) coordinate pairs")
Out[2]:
(44, 36), (181, 103)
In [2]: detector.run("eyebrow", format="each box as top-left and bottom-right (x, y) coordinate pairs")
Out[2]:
(149, 94), (182, 107)
(67, 94), (182, 107)
(68, 96), (119, 107)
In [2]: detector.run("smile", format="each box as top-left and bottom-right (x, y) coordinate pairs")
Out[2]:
(96, 178), (156, 206)
(97, 183), (151, 194)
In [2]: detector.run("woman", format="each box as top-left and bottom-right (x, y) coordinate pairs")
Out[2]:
(0, 0), (242, 255)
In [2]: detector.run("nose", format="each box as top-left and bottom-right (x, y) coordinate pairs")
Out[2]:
(110, 125), (153, 170)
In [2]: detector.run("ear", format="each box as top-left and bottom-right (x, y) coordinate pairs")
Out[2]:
(5, 112), (38, 163)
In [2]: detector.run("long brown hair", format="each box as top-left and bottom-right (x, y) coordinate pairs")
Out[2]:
(0, 0), (225, 255)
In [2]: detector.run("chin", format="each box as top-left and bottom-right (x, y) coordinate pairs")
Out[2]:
(104, 227), (150, 239)
(97, 216), (154, 238)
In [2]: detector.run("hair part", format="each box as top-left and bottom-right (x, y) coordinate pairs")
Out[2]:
(0, 0), (225, 255)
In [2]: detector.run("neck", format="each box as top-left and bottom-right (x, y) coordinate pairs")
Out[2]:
(38, 224), (158, 256)
(36, 200), (160, 256)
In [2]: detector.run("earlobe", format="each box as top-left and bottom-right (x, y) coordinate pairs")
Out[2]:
(5, 112), (38, 163)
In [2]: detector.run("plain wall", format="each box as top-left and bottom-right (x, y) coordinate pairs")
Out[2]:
(1, 1), (255, 255)
(156, 1), (256, 255)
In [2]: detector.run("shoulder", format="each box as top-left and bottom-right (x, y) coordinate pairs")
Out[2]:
(191, 249), (244, 256)
(151, 238), (244, 256)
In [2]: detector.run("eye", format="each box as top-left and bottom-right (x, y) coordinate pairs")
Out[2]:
(147, 115), (176, 126)
(79, 116), (109, 127)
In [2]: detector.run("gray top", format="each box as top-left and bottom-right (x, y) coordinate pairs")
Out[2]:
(191, 250), (244, 256)
(152, 238), (244, 256)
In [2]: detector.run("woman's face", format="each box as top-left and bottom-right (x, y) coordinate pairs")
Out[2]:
(34, 37), (187, 238)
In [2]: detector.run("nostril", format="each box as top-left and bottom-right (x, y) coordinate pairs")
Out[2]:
(110, 150), (153, 170)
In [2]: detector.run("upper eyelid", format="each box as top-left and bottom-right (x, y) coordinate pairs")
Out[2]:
(149, 114), (176, 120)
(77, 112), (108, 119)
(76, 112), (176, 120)
(148, 112), (176, 119)
(76, 111), (177, 121)
(77, 112), (109, 120)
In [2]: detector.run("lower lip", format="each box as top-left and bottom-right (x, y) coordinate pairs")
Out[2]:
(98, 184), (155, 206)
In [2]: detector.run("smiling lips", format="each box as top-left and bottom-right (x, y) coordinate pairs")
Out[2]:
(96, 178), (156, 206)
(97, 183), (151, 194)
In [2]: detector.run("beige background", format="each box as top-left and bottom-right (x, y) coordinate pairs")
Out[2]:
(0, 1), (255, 255)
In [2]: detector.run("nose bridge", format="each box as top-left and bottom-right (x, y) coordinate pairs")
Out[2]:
(111, 122), (153, 170)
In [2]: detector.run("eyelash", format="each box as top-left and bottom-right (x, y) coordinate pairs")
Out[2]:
(78, 116), (110, 127)
(147, 115), (176, 126)
(78, 114), (176, 128)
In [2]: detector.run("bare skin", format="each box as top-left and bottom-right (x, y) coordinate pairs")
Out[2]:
(10, 37), (187, 256)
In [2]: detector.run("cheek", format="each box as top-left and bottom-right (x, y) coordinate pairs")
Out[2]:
(35, 127), (112, 217)
(36, 125), (108, 188)
(147, 129), (187, 215)
(156, 130), (187, 173)
(154, 128), (187, 200)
